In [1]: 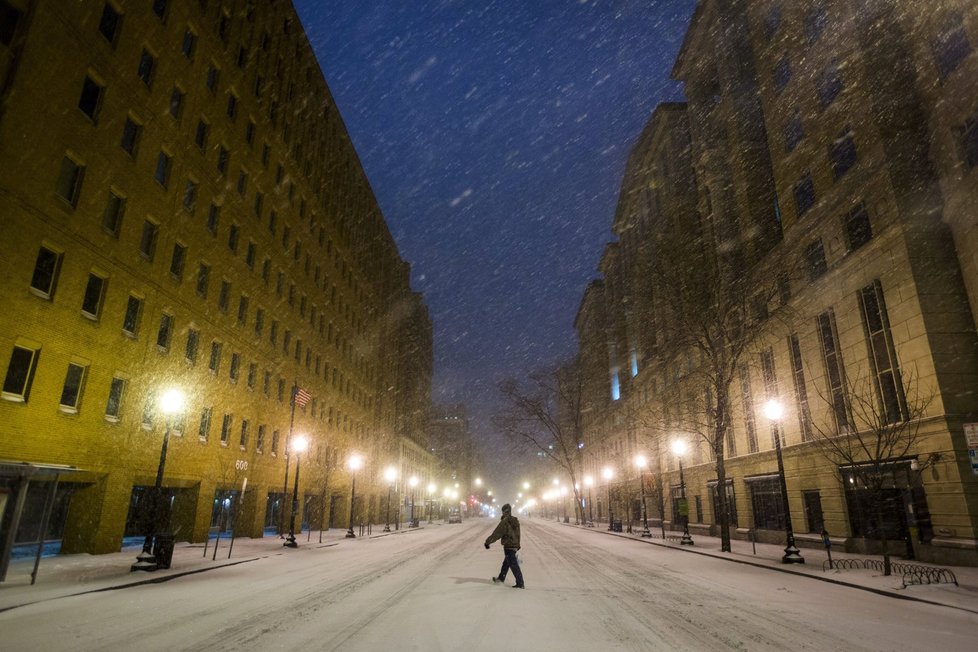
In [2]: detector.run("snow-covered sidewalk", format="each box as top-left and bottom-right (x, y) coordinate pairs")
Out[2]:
(560, 518), (978, 614)
(0, 524), (423, 612)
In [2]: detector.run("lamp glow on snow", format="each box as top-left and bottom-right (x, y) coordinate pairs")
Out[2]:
(763, 398), (805, 564)
(345, 453), (364, 538)
(131, 388), (186, 572)
(283, 434), (309, 548)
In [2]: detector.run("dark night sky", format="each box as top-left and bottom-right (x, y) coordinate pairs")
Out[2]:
(292, 0), (696, 487)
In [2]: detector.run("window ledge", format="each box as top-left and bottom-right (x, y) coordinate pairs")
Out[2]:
(1, 392), (26, 403)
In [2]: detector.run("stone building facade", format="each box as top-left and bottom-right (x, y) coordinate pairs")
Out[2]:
(0, 0), (432, 568)
(574, 0), (978, 565)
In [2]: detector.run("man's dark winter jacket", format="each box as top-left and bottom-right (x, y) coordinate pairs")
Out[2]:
(485, 513), (521, 550)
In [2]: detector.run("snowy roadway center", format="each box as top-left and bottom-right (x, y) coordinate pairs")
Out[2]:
(1, 517), (976, 651)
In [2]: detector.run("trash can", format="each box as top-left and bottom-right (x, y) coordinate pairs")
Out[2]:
(611, 519), (623, 532)
(153, 533), (175, 569)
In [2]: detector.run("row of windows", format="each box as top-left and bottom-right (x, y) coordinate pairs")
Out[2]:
(26, 241), (374, 411)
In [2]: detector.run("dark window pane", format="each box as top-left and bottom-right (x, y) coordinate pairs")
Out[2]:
(31, 247), (61, 296)
(97, 4), (120, 44)
(3, 346), (38, 397)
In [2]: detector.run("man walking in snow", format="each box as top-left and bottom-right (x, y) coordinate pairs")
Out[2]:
(484, 503), (524, 588)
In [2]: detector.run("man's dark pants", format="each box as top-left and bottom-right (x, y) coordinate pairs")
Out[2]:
(497, 547), (524, 587)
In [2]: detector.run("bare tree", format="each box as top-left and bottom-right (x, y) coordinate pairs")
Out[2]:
(645, 215), (791, 552)
(493, 363), (585, 520)
(809, 369), (934, 575)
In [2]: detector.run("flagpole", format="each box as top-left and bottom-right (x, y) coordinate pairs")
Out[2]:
(280, 382), (297, 537)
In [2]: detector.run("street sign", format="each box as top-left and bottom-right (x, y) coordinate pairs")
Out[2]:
(678, 497), (689, 517)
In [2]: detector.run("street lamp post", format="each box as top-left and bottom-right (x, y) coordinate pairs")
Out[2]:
(671, 440), (694, 545)
(383, 466), (397, 533)
(635, 455), (652, 538)
(346, 453), (363, 538)
(763, 399), (805, 564)
(427, 483), (436, 523)
(584, 475), (595, 527)
(132, 388), (185, 572)
(408, 476), (419, 527)
(284, 435), (309, 548)
(602, 467), (614, 530)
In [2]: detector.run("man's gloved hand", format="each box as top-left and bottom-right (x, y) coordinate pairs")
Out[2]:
(484, 542), (490, 549)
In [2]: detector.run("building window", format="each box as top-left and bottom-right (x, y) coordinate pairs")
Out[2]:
(55, 156), (85, 207)
(843, 203), (873, 251)
(229, 352), (240, 382)
(816, 59), (842, 108)
(209, 341), (222, 373)
(954, 112), (978, 169)
(277, 378), (285, 402)
(154, 151), (172, 188)
(218, 11), (230, 42)
(81, 272), (107, 319)
(271, 429), (280, 455)
(803, 490), (824, 533)
(228, 224), (239, 252)
(30, 245), (62, 298)
(793, 173), (816, 217)
(748, 478), (785, 530)
(169, 87), (185, 119)
(245, 242), (256, 269)
(788, 334), (813, 442)
(137, 48), (156, 87)
(102, 191), (126, 236)
(206, 64), (219, 91)
(817, 309), (848, 433)
(183, 180), (198, 212)
(268, 210), (277, 234)
(217, 145), (229, 175)
(829, 126), (857, 180)
(237, 295), (248, 324)
(247, 362), (257, 389)
(764, 5), (782, 41)
(141, 391), (156, 428)
(709, 480), (738, 528)
(218, 280), (230, 312)
(773, 55), (791, 93)
(156, 313), (173, 350)
(78, 75), (104, 121)
(269, 320), (278, 345)
(254, 307), (264, 337)
(226, 92), (238, 120)
(120, 117), (141, 155)
(195, 264), (210, 298)
(220, 413), (232, 444)
(932, 11), (972, 80)
(805, 4), (827, 44)
(261, 143), (270, 168)
(858, 281), (907, 424)
(59, 362), (87, 412)
(246, 120), (256, 145)
(236, 170), (247, 196)
(207, 203), (220, 234)
(169, 243), (186, 281)
(783, 111), (804, 153)
(199, 407), (212, 440)
(239, 419), (249, 449)
(181, 28), (196, 59)
(2, 345), (40, 402)
(139, 220), (158, 260)
(152, 0), (168, 20)
(105, 377), (125, 420)
(263, 371), (271, 397)
(185, 328), (199, 363)
(805, 240), (827, 282)
(97, 3), (121, 45)
(262, 259), (271, 285)
(739, 366), (758, 454)
(254, 192), (263, 218)
(195, 119), (209, 150)
(122, 295), (142, 335)
(256, 424), (265, 452)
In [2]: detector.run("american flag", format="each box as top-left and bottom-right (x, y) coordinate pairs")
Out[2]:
(293, 386), (311, 408)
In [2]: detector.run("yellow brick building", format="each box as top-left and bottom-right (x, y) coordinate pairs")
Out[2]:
(0, 0), (433, 572)
(575, 0), (978, 565)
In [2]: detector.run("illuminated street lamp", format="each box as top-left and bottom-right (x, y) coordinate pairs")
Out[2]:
(383, 466), (397, 533)
(522, 481), (530, 491)
(670, 439), (693, 545)
(584, 475), (595, 527)
(409, 476), (419, 526)
(602, 466), (614, 530)
(427, 482), (436, 523)
(284, 435), (309, 548)
(132, 388), (186, 572)
(635, 455), (651, 538)
(763, 399), (805, 564)
(346, 453), (364, 538)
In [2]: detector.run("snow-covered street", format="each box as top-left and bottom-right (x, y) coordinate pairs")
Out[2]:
(2, 517), (976, 651)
